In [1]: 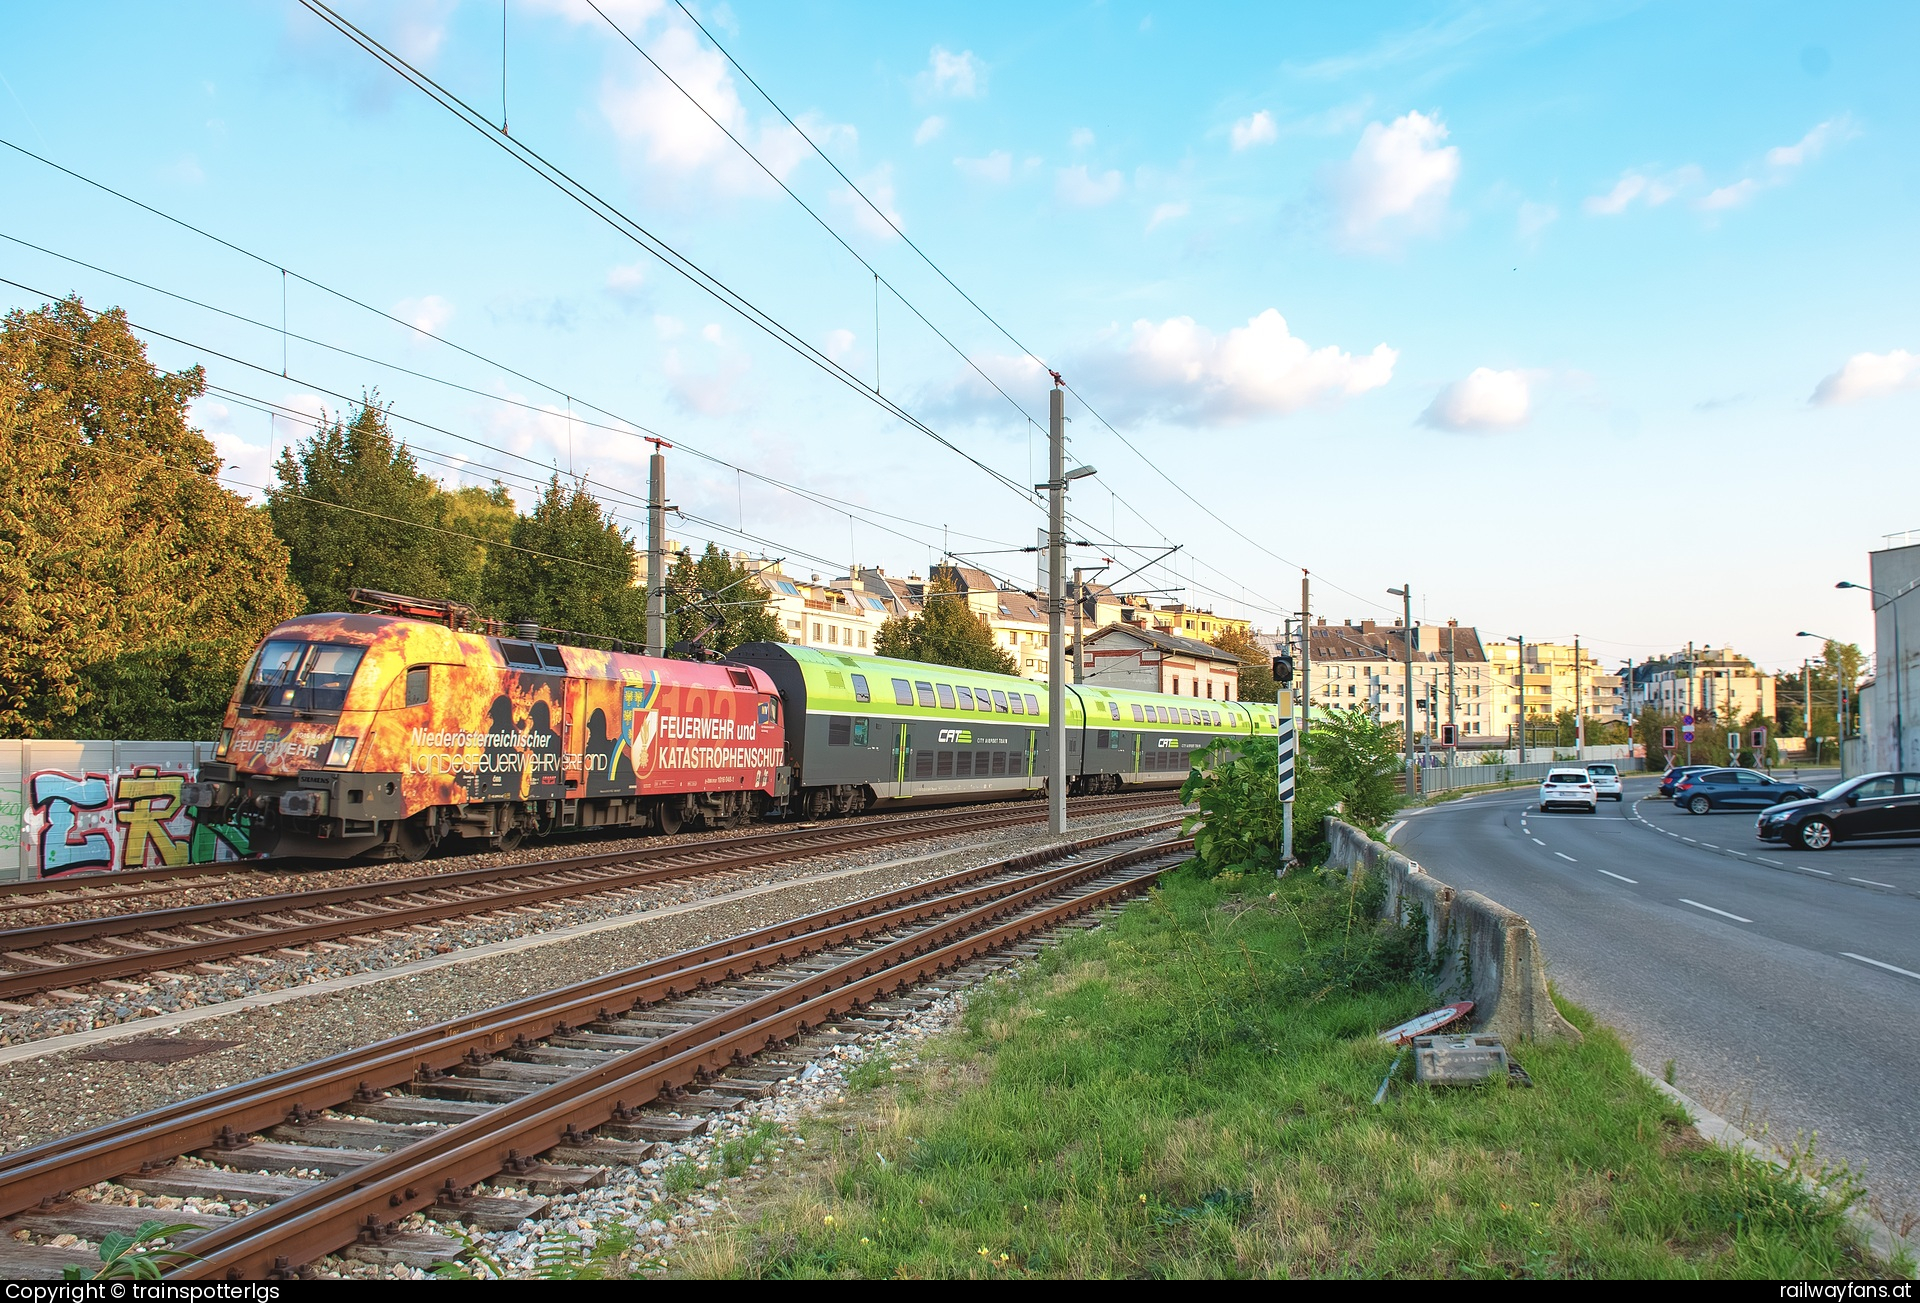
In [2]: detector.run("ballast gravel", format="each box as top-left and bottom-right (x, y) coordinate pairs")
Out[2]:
(0, 810), (1174, 1154)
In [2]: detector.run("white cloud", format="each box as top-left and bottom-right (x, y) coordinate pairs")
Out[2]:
(606, 262), (647, 297)
(1516, 200), (1558, 242)
(914, 115), (946, 145)
(1768, 117), (1850, 168)
(1146, 201), (1189, 231)
(1070, 127), (1095, 150)
(824, 328), (857, 365)
(1419, 367), (1531, 431)
(954, 150), (1012, 183)
(595, 20), (849, 199)
(1057, 164), (1124, 206)
(701, 322), (725, 344)
(1700, 178), (1759, 210)
(1583, 166), (1698, 215)
(1230, 110), (1277, 151)
(1811, 350), (1920, 406)
(919, 46), (983, 99)
(1076, 309), (1396, 424)
(1330, 110), (1458, 240)
(664, 346), (750, 416)
(394, 294), (454, 335)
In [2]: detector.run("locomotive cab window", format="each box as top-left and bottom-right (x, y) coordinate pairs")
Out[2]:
(404, 666), (431, 707)
(851, 674), (870, 703)
(241, 640), (366, 714)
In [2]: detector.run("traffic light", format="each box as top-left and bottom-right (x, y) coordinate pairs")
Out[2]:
(1751, 728), (1766, 749)
(1440, 723), (1456, 745)
(1661, 726), (1677, 749)
(1271, 653), (1295, 688)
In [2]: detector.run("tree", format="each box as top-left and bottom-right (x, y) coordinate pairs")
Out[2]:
(1210, 625), (1272, 703)
(875, 569), (1017, 673)
(1301, 707), (1405, 826)
(268, 398), (487, 613)
(665, 544), (784, 655)
(483, 474), (645, 642)
(0, 297), (301, 738)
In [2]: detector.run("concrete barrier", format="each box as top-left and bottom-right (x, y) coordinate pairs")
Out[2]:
(1324, 817), (1582, 1044)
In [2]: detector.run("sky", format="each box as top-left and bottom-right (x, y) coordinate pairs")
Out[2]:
(3, 1), (1916, 675)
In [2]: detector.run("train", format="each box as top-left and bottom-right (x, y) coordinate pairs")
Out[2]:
(183, 592), (1279, 861)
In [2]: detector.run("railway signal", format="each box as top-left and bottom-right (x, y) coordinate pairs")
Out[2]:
(1275, 689), (1296, 871)
(1662, 726), (1677, 749)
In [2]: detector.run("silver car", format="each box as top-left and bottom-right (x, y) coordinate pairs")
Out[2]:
(1584, 762), (1623, 802)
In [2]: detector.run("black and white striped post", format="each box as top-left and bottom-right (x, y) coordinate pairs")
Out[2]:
(1275, 687), (1297, 871)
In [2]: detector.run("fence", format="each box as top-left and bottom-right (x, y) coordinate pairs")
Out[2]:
(0, 739), (245, 883)
(1405, 755), (1648, 797)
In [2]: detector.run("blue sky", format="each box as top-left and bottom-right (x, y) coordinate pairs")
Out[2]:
(3, 1), (1916, 674)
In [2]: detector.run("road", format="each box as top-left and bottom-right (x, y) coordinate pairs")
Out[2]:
(1394, 775), (1920, 1222)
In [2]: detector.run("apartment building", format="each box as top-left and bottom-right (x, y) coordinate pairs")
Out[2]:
(1634, 646), (1776, 723)
(1126, 602), (1252, 641)
(1483, 641), (1628, 733)
(1304, 619), (1495, 737)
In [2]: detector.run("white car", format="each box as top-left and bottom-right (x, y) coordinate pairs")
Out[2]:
(1539, 770), (1598, 813)
(1583, 763), (1623, 802)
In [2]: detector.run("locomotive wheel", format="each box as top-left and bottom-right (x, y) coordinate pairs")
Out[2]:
(658, 799), (685, 836)
(497, 825), (525, 852)
(391, 817), (434, 863)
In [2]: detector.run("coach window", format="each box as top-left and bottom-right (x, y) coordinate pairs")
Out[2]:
(828, 717), (852, 746)
(991, 690), (1009, 713)
(1131, 703), (1144, 722)
(852, 719), (869, 746)
(916, 681), (937, 708)
(1109, 701), (1120, 720)
(405, 666), (431, 707)
(851, 673), (871, 703)
(1008, 692), (1025, 715)
(956, 686), (975, 710)
(1023, 694), (1039, 715)
(978, 688), (995, 711)
(892, 678), (914, 706)
(936, 684), (956, 709)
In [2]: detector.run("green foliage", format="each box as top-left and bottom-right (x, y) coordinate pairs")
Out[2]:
(1179, 734), (1339, 871)
(666, 543), (785, 655)
(1302, 707), (1406, 826)
(268, 398), (488, 614)
(60, 1220), (202, 1280)
(482, 473), (645, 642)
(875, 569), (1017, 674)
(0, 296), (300, 739)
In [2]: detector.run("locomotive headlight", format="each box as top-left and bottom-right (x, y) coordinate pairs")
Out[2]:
(325, 735), (358, 768)
(216, 727), (234, 758)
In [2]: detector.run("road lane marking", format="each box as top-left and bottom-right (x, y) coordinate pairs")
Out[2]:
(1555, 852), (1577, 862)
(1682, 837), (1697, 843)
(1796, 866), (1832, 876)
(1598, 869), (1637, 883)
(1726, 850), (1746, 857)
(1383, 821), (1406, 841)
(1531, 838), (1547, 846)
(1849, 876), (1898, 889)
(1702, 843), (1720, 849)
(1842, 952), (1920, 982)
(1679, 898), (1752, 923)
(1756, 858), (1782, 866)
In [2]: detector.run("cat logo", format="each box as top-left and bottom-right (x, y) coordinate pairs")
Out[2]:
(937, 729), (973, 743)
(1157, 737), (1179, 748)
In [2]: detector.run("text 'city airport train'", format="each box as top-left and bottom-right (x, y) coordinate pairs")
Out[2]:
(185, 594), (1279, 862)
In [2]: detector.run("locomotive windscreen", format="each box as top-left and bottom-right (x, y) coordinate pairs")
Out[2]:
(239, 640), (367, 715)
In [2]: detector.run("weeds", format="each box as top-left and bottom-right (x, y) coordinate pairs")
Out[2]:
(60, 1222), (202, 1280)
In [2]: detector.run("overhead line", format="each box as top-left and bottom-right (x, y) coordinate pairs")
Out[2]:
(296, 1), (1036, 507)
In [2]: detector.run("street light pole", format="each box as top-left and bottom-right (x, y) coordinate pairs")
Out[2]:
(1839, 578), (1918, 770)
(1045, 383), (1067, 834)
(1388, 586), (1414, 785)
(1509, 635), (1525, 765)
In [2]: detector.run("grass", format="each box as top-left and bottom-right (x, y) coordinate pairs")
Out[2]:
(662, 1120), (785, 1195)
(688, 861), (1886, 1280)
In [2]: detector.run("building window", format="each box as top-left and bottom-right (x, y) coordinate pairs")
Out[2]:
(812, 622), (823, 641)
(858, 630), (868, 648)
(1171, 676), (1180, 694)
(828, 625), (838, 645)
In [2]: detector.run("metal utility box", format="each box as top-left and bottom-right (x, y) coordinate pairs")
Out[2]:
(1412, 1034), (1510, 1085)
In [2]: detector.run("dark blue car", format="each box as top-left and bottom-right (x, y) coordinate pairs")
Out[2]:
(1672, 767), (1818, 815)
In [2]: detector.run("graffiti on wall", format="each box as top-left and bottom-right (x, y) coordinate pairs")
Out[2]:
(24, 766), (254, 877)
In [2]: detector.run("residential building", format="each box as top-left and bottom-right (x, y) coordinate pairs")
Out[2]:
(1484, 640), (1628, 733)
(1130, 603), (1252, 642)
(1635, 646), (1776, 725)
(1079, 624), (1244, 699)
(755, 563), (892, 653)
(1304, 619), (1493, 738)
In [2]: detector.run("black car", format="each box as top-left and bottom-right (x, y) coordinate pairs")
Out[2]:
(1672, 768), (1819, 815)
(1757, 772), (1920, 851)
(1658, 765), (1715, 797)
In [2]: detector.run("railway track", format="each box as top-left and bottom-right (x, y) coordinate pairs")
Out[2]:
(0, 824), (1191, 1280)
(0, 791), (1178, 1004)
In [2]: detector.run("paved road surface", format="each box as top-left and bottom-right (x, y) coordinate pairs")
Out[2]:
(1395, 776), (1920, 1221)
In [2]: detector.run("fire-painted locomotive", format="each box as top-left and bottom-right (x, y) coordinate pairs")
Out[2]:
(186, 591), (1276, 861)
